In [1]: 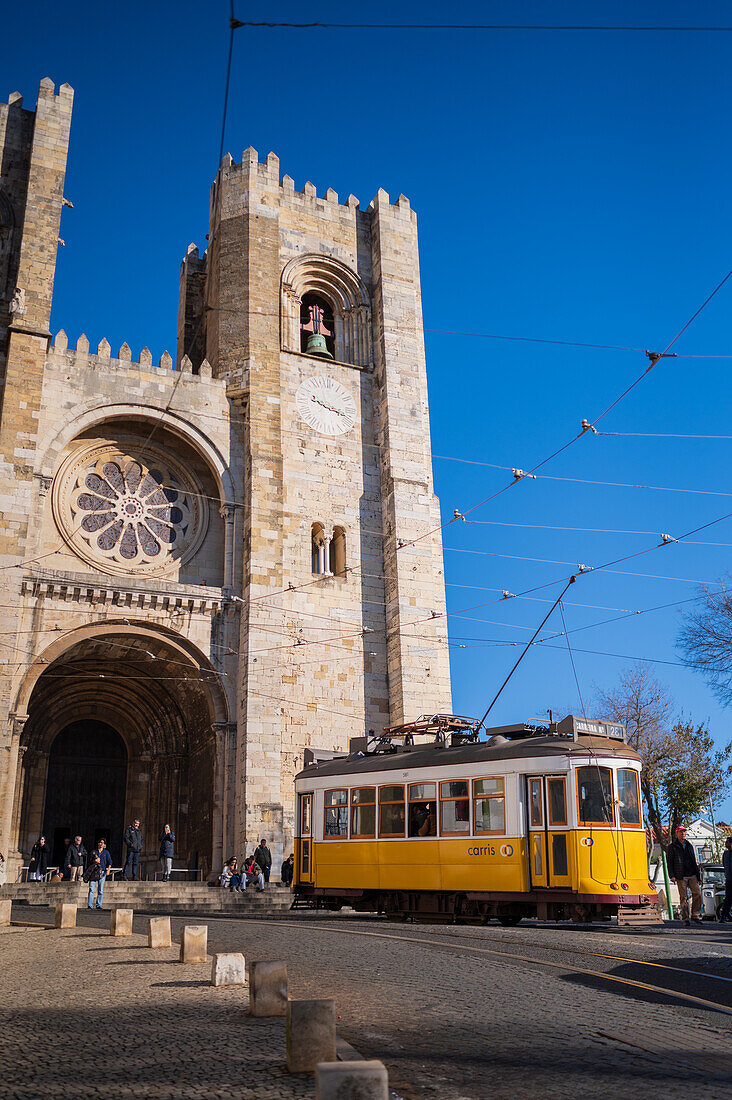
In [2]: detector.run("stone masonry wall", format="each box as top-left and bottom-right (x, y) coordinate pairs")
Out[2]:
(0, 80), (74, 866)
(206, 150), (451, 864)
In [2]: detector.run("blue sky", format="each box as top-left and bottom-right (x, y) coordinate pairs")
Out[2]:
(5, 1), (732, 818)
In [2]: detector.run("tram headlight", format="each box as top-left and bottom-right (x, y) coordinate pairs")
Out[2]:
(620, 882), (629, 890)
(610, 883), (619, 890)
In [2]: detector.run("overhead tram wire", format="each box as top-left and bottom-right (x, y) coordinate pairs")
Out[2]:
(219, 1), (237, 168)
(231, 270), (731, 614)
(8, 24), (729, 686)
(232, 21), (732, 33)
(201, 270), (732, 610)
(437, 457), (732, 500)
(598, 430), (732, 438)
(476, 576), (577, 729)
(459, 518), (732, 543)
(559, 601), (587, 720)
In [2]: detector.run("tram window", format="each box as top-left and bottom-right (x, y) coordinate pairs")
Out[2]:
(618, 769), (641, 826)
(473, 777), (505, 834)
(577, 767), (614, 825)
(301, 798), (311, 836)
(408, 783), (437, 837)
(440, 780), (470, 834)
(351, 787), (376, 838)
(552, 833), (569, 877)
(529, 779), (543, 827)
(379, 785), (405, 837)
(409, 783), (436, 801)
(324, 789), (348, 837)
(547, 778), (567, 826)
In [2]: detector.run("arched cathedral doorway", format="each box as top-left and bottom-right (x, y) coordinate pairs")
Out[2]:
(43, 722), (127, 868)
(11, 624), (230, 879)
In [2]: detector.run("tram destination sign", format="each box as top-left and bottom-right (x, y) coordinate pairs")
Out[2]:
(557, 714), (627, 742)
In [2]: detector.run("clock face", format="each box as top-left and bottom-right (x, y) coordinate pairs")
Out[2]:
(295, 376), (357, 437)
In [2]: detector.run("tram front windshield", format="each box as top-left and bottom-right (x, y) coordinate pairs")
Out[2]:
(577, 766), (613, 825)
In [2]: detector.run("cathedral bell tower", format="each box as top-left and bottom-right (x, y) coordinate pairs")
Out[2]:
(178, 148), (452, 861)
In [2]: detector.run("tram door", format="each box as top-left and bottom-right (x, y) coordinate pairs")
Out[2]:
(527, 776), (571, 889)
(298, 793), (314, 883)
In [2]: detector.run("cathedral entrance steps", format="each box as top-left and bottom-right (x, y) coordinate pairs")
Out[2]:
(1, 882), (293, 916)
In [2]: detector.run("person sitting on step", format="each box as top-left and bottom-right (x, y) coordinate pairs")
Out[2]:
(243, 853), (265, 892)
(219, 857), (241, 890)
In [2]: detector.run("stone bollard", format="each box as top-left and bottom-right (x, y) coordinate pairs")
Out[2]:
(54, 902), (76, 929)
(179, 924), (208, 963)
(110, 908), (133, 937)
(211, 952), (246, 987)
(0, 899), (11, 926)
(316, 1061), (389, 1100)
(148, 916), (171, 948)
(287, 999), (337, 1073)
(249, 960), (287, 1017)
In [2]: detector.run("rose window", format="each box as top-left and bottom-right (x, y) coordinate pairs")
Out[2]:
(53, 443), (208, 576)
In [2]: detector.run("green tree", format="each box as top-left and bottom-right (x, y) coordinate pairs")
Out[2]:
(596, 666), (732, 848)
(660, 720), (732, 837)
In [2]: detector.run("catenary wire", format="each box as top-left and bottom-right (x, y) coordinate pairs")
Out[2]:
(232, 21), (732, 33)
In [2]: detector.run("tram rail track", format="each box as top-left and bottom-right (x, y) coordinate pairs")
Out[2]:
(223, 916), (732, 1018)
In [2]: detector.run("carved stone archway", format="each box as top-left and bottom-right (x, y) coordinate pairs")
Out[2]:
(280, 253), (372, 368)
(9, 624), (230, 879)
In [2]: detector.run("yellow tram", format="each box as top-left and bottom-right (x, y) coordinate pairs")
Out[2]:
(293, 714), (659, 923)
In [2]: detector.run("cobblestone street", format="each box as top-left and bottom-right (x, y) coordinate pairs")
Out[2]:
(0, 920), (315, 1100)
(4, 906), (732, 1099)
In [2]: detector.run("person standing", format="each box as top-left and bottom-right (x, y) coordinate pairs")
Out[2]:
(281, 853), (294, 887)
(65, 835), (87, 882)
(86, 838), (112, 910)
(61, 837), (71, 880)
(254, 838), (272, 884)
(158, 824), (175, 882)
(123, 819), (143, 880)
(0, 850), (6, 887)
(719, 837), (732, 924)
(668, 824), (703, 927)
(28, 835), (50, 881)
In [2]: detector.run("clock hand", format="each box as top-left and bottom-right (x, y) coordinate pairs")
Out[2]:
(312, 396), (343, 415)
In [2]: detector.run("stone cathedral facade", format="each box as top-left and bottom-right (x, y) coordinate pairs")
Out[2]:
(0, 79), (451, 879)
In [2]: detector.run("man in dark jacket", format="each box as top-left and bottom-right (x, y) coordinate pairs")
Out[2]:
(719, 836), (732, 923)
(123, 819), (143, 880)
(158, 825), (175, 881)
(254, 839), (271, 884)
(28, 835), (50, 881)
(281, 853), (294, 887)
(86, 838), (113, 910)
(668, 825), (702, 926)
(65, 835), (87, 882)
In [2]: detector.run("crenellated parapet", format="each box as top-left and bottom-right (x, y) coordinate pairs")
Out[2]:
(215, 147), (416, 222)
(49, 329), (217, 381)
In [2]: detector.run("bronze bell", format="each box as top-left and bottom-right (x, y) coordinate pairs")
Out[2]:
(305, 332), (333, 358)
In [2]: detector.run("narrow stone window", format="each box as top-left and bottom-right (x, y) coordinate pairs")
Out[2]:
(311, 522), (330, 575)
(0, 191), (15, 297)
(330, 526), (346, 576)
(300, 293), (335, 358)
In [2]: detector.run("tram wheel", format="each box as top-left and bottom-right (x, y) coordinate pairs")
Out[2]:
(498, 916), (522, 926)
